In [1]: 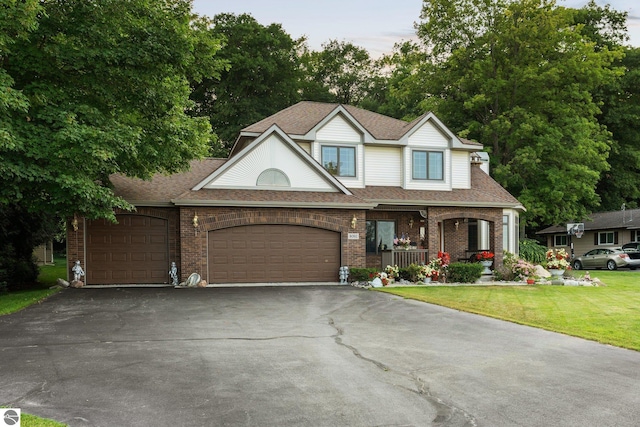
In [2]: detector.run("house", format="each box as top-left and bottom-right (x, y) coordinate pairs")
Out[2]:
(66, 101), (524, 285)
(538, 208), (640, 257)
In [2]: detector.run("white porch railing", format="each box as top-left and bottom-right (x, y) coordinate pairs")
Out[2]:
(381, 249), (429, 268)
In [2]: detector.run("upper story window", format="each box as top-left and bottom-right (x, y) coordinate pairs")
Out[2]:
(256, 169), (290, 187)
(321, 146), (356, 177)
(412, 150), (443, 180)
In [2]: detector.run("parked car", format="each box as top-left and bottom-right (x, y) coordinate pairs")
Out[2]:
(572, 248), (640, 270)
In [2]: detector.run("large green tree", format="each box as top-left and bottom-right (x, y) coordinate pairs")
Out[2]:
(0, 0), (225, 286)
(190, 13), (302, 155)
(416, 0), (624, 227)
(299, 39), (380, 107)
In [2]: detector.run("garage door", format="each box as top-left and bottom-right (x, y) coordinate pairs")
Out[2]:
(208, 225), (340, 283)
(86, 215), (169, 284)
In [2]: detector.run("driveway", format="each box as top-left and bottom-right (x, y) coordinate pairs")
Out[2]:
(1, 286), (639, 426)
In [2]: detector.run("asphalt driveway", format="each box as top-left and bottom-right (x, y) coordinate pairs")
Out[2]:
(1, 286), (639, 426)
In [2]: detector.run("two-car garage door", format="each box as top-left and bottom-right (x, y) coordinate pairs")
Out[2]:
(86, 217), (340, 285)
(208, 225), (340, 283)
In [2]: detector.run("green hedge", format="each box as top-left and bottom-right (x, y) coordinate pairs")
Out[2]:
(349, 267), (378, 281)
(447, 262), (484, 283)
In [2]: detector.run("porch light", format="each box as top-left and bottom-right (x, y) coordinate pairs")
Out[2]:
(409, 218), (414, 228)
(455, 220), (460, 230)
(351, 215), (357, 229)
(71, 215), (78, 232)
(192, 212), (199, 228)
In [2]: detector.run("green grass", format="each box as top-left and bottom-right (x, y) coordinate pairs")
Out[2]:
(0, 256), (66, 316)
(377, 271), (640, 351)
(21, 412), (68, 426)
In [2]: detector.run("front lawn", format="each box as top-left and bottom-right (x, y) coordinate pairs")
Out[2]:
(0, 256), (66, 316)
(377, 271), (640, 351)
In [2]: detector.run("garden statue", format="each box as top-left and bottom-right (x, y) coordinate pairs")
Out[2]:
(72, 260), (85, 282)
(169, 262), (178, 286)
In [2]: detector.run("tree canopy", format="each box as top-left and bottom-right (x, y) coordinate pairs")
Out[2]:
(1, 0), (225, 221)
(414, 0), (625, 227)
(190, 13), (302, 155)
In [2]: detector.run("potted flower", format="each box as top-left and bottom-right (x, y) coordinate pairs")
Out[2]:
(546, 249), (571, 277)
(420, 264), (434, 283)
(394, 234), (411, 250)
(384, 265), (399, 283)
(427, 251), (450, 282)
(477, 251), (494, 274)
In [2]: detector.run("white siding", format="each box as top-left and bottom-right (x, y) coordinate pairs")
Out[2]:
(407, 120), (450, 148)
(317, 114), (362, 142)
(204, 134), (335, 191)
(365, 146), (402, 186)
(451, 151), (470, 189)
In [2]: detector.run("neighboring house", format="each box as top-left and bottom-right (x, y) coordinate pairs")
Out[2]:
(67, 101), (524, 285)
(33, 241), (54, 265)
(538, 208), (640, 257)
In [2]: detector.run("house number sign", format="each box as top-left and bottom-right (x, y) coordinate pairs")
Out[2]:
(348, 233), (359, 240)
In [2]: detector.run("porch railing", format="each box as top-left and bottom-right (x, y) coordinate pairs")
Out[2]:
(381, 249), (429, 268)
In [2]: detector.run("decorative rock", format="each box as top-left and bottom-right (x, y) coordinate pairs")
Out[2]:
(534, 265), (551, 278)
(56, 278), (70, 288)
(70, 280), (84, 288)
(370, 277), (383, 288)
(197, 279), (207, 288)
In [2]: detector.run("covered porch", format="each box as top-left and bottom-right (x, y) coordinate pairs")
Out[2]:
(365, 206), (509, 269)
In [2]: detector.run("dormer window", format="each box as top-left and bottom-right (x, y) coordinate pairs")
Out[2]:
(321, 146), (356, 177)
(412, 150), (443, 180)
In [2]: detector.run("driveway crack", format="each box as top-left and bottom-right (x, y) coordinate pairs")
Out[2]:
(328, 317), (478, 427)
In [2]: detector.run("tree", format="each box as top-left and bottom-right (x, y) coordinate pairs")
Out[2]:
(300, 40), (380, 106)
(190, 13), (302, 155)
(416, 0), (624, 227)
(0, 0), (225, 287)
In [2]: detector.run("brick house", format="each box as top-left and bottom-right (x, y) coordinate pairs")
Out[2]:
(67, 101), (524, 285)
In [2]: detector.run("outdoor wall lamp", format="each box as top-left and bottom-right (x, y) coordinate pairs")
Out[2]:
(351, 215), (357, 229)
(192, 212), (199, 228)
(71, 215), (78, 232)
(409, 218), (414, 228)
(455, 220), (460, 230)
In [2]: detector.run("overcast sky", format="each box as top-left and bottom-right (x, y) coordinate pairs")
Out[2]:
(192, 0), (640, 58)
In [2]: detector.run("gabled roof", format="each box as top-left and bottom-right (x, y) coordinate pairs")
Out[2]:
(538, 208), (640, 234)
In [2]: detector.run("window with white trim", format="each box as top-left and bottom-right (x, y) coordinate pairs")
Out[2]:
(502, 215), (509, 251)
(554, 235), (568, 246)
(412, 150), (443, 180)
(597, 231), (616, 245)
(321, 146), (356, 177)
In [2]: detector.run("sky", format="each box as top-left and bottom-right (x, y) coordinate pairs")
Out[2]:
(192, 0), (640, 58)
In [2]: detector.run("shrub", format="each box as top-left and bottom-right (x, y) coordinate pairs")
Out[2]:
(349, 267), (378, 281)
(519, 238), (547, 264)
(405, 263), (423, 282)
(447, 262), (484, 283)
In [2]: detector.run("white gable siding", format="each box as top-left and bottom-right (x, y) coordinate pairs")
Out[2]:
(365, 146), (402, 186)
(204, 134), (335, 191)
(317, 114), (362, 142)
(407, 120), (450, 148)
(451, 151), (470, 189)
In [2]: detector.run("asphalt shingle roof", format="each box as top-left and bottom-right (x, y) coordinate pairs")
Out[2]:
(538, 208), (640, 234)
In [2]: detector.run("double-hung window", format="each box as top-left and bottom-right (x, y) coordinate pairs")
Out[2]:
(412, 151), (443, 180)
(554, 235), (567, 246)
(597, 231), (617, 245)
(321, 146), (356, 177)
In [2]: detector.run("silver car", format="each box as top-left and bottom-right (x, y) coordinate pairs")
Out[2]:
(572, 248), (640, 270)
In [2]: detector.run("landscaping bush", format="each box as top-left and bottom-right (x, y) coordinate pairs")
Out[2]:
(447, 262), (484, 283)
(519, 238), (547, 264)
(405, 263), (423, 282)
(349, 267), (378, 281)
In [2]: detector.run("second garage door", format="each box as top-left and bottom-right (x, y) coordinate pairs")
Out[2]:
(208, 225), (340, 283)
